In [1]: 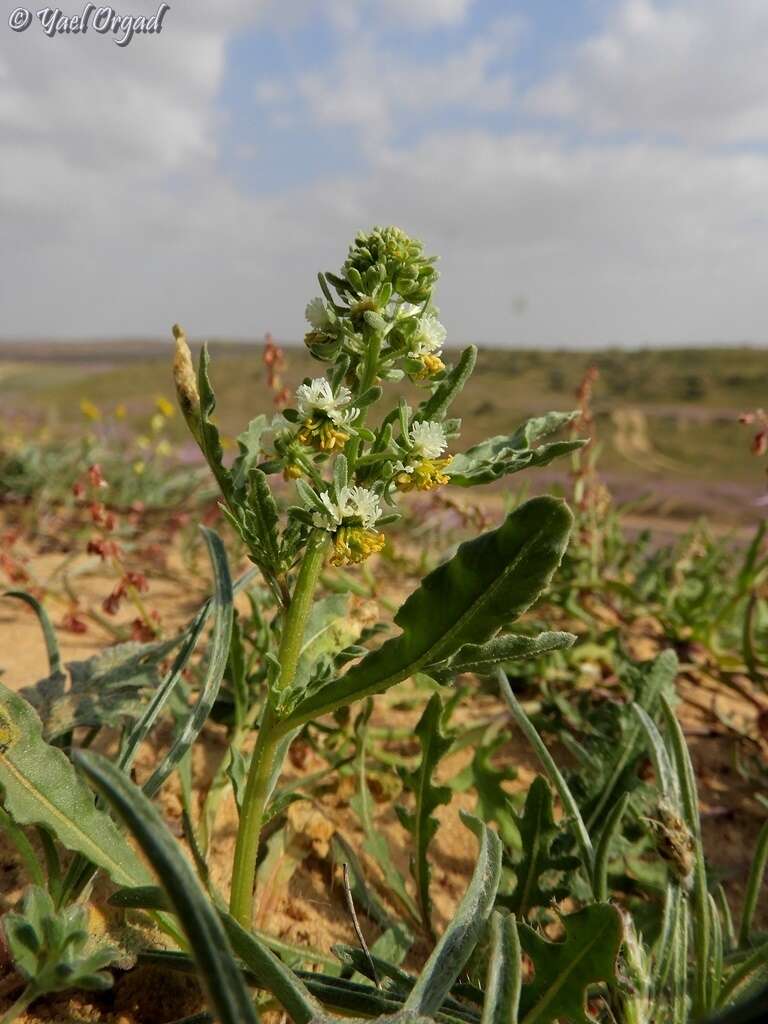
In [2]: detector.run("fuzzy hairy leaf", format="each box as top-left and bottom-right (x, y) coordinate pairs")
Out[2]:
(396, 693), (452, 938)
(405, 814), (502, 1017)
(518, 904), (623, 1023)
(483, 912), (522, 1024)
(4, 885), (118, 996)
(428, 631), (576, 683)
(0, 686), (152, 888)
(19, 637), (177, 741)
(418, 345), (477, 421)
(75, 750), (259, 1024)
(448, 413), (583, 487)
(283, 497), (573, 727)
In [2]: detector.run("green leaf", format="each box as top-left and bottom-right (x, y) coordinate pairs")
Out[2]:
(142, 528), (234, 797)
(19, 637), (177, 741)
(482, 913), (522, 1024)
(418, 345), (477, 421)
(518, 904), (623, 1024)
(396, 693), (452, 938)
(4, 885), (119, 998)
(428, 631), (576, 683)
(0, 687), (152, 889)
(404, 814), (502, 1017)
(283, 497), (573, 728)
(2, 591), (61, 677)
(350, 710), (420, 927)
(448, 412), (584, 487)
(466, 735), (519, 851)
(503, 777), (575, 918)
(197, 344), (233, 503)
(231, 416), (269, 493)
(74, 750), (259, 1024)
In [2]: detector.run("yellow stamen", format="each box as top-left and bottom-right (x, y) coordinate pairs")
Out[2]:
(330, 527), (386, 566)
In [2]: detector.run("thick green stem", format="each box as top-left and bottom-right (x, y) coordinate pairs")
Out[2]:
(0, 987), (34, 1024)
(229, 531), (328, 926)
(273, 531), (329, 694)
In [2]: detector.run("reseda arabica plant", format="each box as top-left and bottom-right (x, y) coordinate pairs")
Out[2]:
(171, 225), (585, 927)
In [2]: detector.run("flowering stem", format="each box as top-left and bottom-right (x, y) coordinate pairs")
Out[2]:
(228, 530), (328, 926)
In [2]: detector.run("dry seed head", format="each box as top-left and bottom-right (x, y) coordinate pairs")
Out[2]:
(172, 324), (202, 442)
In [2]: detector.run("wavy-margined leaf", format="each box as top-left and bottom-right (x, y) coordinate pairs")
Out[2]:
(74, 750), (259, 1024)
(231, 415), (269, 494)
(197, 344), (234, 503)
(448, 412), (584, 487)
(283, 497), (573, 728)
(396, 693), (453, 938)
(518, 904), (623, 1023)
(499, 777), (577, 918)
(466, 735), (519, 850)
(404, 814), (502, 1017)
(428, 631), (576, 683)
(0, 686), (152, 888)
(19, 637), (178, 741)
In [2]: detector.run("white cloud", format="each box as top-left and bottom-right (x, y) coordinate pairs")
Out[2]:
(528, 0), (768, 144)
(3, 0), (768, 348)
(292, 22), (517, 142)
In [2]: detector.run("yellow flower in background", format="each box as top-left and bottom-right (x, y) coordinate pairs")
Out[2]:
(132, 460), (146, 476)
(155, 395), (175, 418)
(80, 399), (101, 422)
(156, 439), (172, 457)
(137, 435), (151, 450)
(114, 403), (127, 420)
(150, 412), (166, 433)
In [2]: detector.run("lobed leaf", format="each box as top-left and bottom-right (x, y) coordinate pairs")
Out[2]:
(396, 693), (453, 938)
(518, 904), (623, 1024)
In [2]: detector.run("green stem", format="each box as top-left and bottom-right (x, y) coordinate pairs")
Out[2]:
(229, 531), (328, 927)
(0, 987), (34, 1024)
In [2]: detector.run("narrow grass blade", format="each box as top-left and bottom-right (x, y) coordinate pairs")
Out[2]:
(74, 750), (258, 1024)
(3, 590), (62, 678)
(143, 528), (234, 796)
(661, 694), (710, 1018)
(498, 668), (594, 879)
(740, 818), (768, 947)
(593, 792), (630, 902)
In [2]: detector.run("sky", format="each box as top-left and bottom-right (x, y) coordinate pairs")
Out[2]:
(1, 0), (767, 348)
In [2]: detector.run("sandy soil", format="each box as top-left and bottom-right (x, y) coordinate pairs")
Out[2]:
(1, 518), (767, 1023)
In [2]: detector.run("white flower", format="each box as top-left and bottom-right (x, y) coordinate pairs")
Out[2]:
(411, 313), (446, 356)
(296, 378), (357, 424)
(410, 420), (448, 460)
(313, 485), (383, 531)
(395, 301), (420, 320)
(305, 297), (331, 330)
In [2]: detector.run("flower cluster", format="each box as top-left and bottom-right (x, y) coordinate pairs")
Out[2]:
(262, 227), (466, 567)
(301, 225), (447, 385)
(310, 484), (386, 566)
(295, 379), (358, 452)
